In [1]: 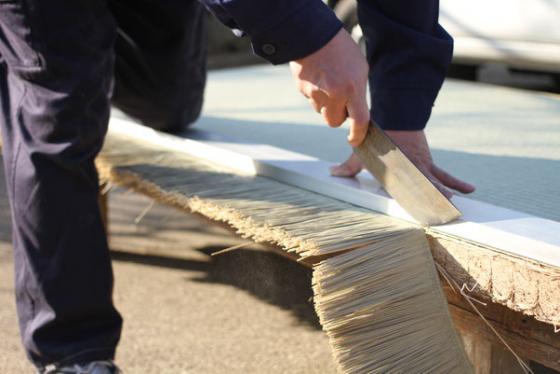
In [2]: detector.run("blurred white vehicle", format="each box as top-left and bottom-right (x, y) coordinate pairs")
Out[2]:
(330, 0), (560, 80)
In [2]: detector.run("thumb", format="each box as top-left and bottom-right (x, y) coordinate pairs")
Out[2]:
(330, 152), (363, 177)
(346, 91), (370, 147)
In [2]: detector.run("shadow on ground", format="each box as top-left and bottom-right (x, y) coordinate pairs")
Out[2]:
(106, 189), (322, 330)
(111, 247), (321, 329)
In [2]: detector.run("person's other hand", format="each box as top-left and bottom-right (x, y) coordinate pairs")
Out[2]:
(330, 130), (476, 198)
(289, 29), (370, 147)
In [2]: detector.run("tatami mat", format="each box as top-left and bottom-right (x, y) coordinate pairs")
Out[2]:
(181, 65), (560, 222)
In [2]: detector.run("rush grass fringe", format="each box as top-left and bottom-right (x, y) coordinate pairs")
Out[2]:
(97, 131), (472, 373)
(313, 230), (471, 373)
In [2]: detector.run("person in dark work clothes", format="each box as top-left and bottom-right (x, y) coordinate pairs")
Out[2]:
(0, 0), (475, 372)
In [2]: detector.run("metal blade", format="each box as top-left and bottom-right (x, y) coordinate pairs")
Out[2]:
(353, 121), (461, 226)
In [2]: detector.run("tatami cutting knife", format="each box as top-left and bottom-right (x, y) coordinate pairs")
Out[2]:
(353, 121), (461, 226)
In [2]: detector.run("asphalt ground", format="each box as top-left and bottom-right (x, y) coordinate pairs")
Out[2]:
(0, 162), (337, 373)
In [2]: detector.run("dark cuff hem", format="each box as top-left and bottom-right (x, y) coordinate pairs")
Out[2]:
(251, 1), (343, 65)
(371, 88), (439, 131)
(37, 347), (116, 371)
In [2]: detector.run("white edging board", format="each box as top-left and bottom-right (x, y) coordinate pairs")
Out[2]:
(109, 117), (560, 269)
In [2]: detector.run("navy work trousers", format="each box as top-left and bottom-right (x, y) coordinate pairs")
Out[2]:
(0, 0), (206, 368)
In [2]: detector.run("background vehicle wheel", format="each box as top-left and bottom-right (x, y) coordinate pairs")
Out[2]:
(447, 63), (479, 81)
(551, 74), (560, 90)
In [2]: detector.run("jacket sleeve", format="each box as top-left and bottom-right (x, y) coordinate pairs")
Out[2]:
(358, 0), (453, 131)
(200, 0), (343, 65)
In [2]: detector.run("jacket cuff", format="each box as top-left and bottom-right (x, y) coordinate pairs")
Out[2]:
(371, 88), (439, 131)
(251, 1), (343, 64)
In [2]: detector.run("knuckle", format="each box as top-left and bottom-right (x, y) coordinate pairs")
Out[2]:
(326, 78), (354, 97)
(331, 82), (355, 97)
(328, 85), (345, 99)
(310, 89), (323, 100)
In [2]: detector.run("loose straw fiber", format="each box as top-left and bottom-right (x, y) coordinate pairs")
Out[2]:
(97, 130), (472, 373)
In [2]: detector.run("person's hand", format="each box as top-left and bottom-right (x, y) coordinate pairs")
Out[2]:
(289, 29), (370, 146)
(330, 130), (476, 198)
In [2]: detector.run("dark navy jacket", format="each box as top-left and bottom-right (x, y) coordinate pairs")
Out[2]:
(200, 0), (453, 131)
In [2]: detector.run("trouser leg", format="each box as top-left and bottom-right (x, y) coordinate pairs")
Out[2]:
(109, 0), (208, 131)
(0, 1), (122, 368)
